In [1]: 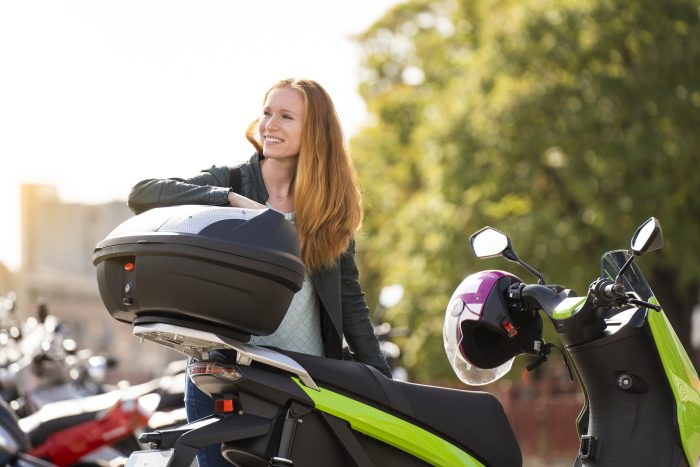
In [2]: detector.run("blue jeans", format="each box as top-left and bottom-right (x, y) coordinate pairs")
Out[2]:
(184, 352), (235, 467)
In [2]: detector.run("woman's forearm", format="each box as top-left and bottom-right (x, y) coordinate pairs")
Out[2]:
(127, 166), (232, 214)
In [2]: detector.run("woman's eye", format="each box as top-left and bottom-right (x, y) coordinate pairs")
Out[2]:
(282, 114), (293, 120)
(263, 110), (272, 117)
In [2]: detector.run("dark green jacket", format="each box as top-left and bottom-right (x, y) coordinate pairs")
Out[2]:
(128, 153), (390, 377)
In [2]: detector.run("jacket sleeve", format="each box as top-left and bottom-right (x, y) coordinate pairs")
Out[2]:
(127, 166), (232, 214)
(340, 239), (392, 378)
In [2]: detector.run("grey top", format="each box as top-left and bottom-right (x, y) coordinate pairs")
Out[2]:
(127, 153), (391, 377)
(249, 275), (323, 356)
(250, 208), (323, 356)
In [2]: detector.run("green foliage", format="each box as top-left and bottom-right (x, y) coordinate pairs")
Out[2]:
(352, 0), (700, 383)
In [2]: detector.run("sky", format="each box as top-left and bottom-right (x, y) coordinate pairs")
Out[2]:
(0, 0), (402, 271)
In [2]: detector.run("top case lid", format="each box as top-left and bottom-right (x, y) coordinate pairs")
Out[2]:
(94, 205), (304, 275)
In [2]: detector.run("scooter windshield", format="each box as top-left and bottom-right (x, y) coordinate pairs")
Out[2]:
(600, 250), (654, 301)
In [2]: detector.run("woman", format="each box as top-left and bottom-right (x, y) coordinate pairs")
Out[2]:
(128, 78), (390, 466)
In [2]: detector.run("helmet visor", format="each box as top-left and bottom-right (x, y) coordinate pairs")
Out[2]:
(451, 333), (514, 386)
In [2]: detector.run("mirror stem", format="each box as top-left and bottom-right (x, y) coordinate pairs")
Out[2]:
(517, 259), (546, 285)
(503, 248), (545, 285)
(614, 253), (636, 283)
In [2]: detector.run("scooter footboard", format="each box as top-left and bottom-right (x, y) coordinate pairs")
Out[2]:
(131, 414), (274, 467)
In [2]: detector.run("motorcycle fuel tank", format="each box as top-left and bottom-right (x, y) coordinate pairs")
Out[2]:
(93, 206), (305, 340)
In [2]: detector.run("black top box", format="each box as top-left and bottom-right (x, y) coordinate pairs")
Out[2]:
(93, 206), (305, 340)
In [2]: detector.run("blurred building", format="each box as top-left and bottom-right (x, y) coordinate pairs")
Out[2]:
(0, 262), (13, 295)
(14, 184), (182, 382)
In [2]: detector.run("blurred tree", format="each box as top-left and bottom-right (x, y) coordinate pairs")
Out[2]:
(351, 0), (700, 383)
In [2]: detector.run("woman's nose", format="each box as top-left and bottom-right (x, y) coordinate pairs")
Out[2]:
(264, 115), (280, 130)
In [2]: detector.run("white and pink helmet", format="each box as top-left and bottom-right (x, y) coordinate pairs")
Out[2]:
(444, 269), (541, 386)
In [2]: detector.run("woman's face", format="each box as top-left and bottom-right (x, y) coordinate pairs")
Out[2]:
(259, 86), (304, 160)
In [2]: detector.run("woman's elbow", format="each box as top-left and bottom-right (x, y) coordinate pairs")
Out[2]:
(126, 180), (155, 214)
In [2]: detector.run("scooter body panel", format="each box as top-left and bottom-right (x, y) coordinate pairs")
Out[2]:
(262, 408), (432, 467)
(647, 299), (700, 465)
(293, 377), (485, 466)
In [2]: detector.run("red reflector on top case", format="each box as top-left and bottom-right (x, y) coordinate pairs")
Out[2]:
(124, 262), (135, 271)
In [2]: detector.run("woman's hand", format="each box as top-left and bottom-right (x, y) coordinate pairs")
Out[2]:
(228, 192), (265, 209)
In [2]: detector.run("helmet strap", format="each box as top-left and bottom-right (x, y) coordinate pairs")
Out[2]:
(526, 342), (574, 382)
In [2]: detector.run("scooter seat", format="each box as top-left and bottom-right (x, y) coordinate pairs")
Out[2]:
(276, 349), (522, 467)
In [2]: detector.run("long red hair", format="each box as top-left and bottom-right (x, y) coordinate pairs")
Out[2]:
(246, 79), (363, 271)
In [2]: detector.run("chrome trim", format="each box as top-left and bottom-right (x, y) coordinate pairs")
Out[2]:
(133, 323), (319, 390)
(219, 337), (319, 390)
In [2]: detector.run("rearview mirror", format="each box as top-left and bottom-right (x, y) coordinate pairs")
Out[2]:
(470, 227), (511, 258)
(469, 226), (546, 285)
(631, 217), (663, 256)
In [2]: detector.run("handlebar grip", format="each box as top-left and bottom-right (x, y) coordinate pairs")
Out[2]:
(602, 283), (626, 298)
(518, 284), (566, 315)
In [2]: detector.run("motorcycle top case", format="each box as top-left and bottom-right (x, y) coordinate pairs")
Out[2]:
(93, 205), (305, 338)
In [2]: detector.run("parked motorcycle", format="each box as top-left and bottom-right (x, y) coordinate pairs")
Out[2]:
(0, 292), (23, 404)
(343, 284), (408, 380)
(0, 397), (53, 467)
(373, 284), (409, 381)
(0, 300), (184, 466)
(92, 206), (698, 466)
(0, 300), (116, 417)
(0, 364), (173, 466)
(142, 360), (188, 432)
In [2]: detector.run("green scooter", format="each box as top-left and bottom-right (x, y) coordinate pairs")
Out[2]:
(447, 217), (700, 465)
(94, 206), (699, 466)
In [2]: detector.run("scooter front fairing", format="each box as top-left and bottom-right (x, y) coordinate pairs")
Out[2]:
(600, 250), (700, 464)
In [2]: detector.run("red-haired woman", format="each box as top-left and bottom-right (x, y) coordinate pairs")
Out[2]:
(128, 78), (390, 467)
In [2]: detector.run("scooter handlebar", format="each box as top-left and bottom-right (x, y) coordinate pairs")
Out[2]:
(510, 283), (569, 316)
(602, 282), (626, 299)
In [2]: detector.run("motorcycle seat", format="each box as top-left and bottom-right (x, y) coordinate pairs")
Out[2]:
(19, 377), (163, 448)
(275, 349), (522, 467)
(19, 390), (123, 447)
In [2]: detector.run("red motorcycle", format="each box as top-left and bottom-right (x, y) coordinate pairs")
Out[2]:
(1, 298), (178, 467)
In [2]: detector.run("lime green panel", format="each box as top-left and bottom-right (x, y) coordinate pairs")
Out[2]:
(647, 298), (700, 465)
(293, 378), (484, 466)
(552, 297), (586, 320)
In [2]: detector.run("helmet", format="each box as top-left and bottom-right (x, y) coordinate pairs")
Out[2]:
(443, 270), (542, 386)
